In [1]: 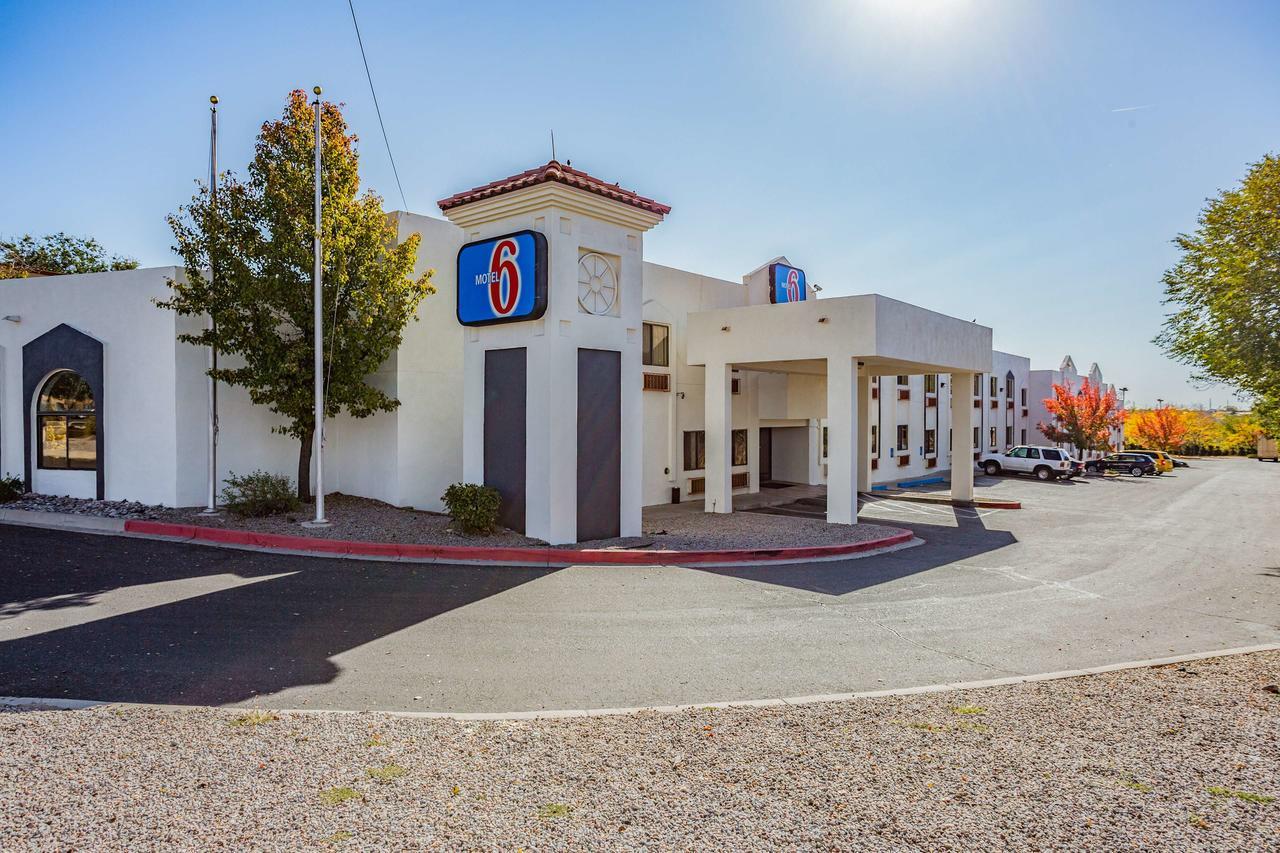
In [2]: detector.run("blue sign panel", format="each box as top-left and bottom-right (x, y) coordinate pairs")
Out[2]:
(456, 230), (549, 326)
(768, 262), (807, 304)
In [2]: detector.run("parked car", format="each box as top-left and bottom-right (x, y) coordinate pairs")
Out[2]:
(1258, 436), (1279, 462)
(1172, 457), (1189, 468)
(979, 445), (1077, 481)
(1126, 448), (1173, 474)
(1084, 453), (1158, 477)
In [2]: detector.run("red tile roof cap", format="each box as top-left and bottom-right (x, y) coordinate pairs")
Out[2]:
(438, 160), (671, 216)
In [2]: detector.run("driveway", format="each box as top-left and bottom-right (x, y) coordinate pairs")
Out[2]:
(1, 458), (1276, 713)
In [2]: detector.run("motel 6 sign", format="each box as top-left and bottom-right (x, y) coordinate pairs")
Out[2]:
(456, 229), (549, 326)
(768, 262), (807, 304)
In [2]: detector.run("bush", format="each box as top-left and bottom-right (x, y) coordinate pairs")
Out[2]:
(0, 473), (24, 503)
(220, 470), (300, 517)
(441, 482), (502, 535)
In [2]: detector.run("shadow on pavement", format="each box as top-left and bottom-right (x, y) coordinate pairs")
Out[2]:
(700, 501), (1017, 596)
(0, 526), (558, 706)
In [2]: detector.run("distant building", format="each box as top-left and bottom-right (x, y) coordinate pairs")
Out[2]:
(1028, 355), (1125, 458)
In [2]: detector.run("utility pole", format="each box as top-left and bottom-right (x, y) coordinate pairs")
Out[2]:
(201, 95), (221, 516)
(304, 85), (330, 527)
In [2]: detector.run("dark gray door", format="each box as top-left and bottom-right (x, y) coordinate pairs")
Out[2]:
(577, 348), (621, 541)
(484, 348), (526, 533)
(759, 427), (773, 482)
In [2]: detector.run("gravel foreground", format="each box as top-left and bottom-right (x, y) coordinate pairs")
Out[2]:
(2, 651), (1276, 851)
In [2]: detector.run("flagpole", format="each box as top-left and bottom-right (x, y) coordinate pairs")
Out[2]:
(306, 85), (329, 527)
(201, 94), (221, 516)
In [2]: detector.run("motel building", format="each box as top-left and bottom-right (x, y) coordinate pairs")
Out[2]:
(0, 160), (1120, 544)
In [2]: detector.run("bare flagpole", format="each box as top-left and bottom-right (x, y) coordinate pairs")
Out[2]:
(306, 85), (330, 527)
(201, 95), (221, 516)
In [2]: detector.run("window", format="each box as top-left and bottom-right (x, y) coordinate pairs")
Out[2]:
(925, 429), (936, 455)
(896, 374), (909, 387)
(973, 374), (982, 396)
(821, 426), (828, 460)
(924, 374), (937, 394)
(1021, 388), (1027, 406)
(896, 424), (909, 451)
(1043, 449), (1063, 461)
(871, 425), (879, 455)
(732, 429), (748, 466)
(641, 322), (669, 367)
(1009, 447), (1028, 458)
(37, 371), (97, 470)
(682, 430), (705, 470)
(973, 426), (980, 447)
(1026, 447), (1041, 459)
(989, 427), (997, 448)
(1005, 374), (1014, 400)
(989, 376), (999, 397)
(1005, 426), (1013, 446)
(1021, 428), (1027, 444)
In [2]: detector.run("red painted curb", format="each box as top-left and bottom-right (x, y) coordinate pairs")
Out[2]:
(122, 520), (916, 566)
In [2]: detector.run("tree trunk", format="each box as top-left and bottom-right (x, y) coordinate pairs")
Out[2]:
(297, 427), (313, 503)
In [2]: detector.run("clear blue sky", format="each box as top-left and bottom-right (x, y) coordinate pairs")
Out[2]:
(3, 0), (1277, 407)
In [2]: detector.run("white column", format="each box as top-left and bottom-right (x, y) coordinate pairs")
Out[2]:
(856, 373), (871, 492)
(704, 361), (733, 513)
(806, 418), (823, 485)
(950, 371), (975, 502)
(826, 356), (859, 524)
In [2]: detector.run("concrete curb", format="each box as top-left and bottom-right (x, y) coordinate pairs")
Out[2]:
(120, 519), (919, 567)
(0, 508), (919, 568)
(0, 507), (127, 534)
(4, 643), (1275, 721)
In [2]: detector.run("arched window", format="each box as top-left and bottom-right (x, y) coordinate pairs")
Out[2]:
(37, 370), (97, 470)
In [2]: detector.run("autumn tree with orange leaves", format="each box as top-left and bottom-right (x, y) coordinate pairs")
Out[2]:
(1126, 406), (1190, 452)
(1037, 379), (1125, 455)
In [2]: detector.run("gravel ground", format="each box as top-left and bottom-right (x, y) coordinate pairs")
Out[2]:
(2, 494), (164, 520)
(2, 651), (1276, 850)
(153, 492), (902, 552)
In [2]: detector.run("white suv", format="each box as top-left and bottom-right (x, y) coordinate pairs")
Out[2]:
(979, 445), (1077, 481)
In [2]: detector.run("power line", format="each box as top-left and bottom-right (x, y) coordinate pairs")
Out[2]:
(347, 0), (408, 210)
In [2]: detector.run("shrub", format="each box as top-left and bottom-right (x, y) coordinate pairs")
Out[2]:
(0, 474), (24, 504)
(220, 470), (301, 517)
(441, 482), (502, 535)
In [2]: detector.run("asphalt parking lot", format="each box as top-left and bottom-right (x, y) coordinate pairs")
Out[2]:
(1, 457), (1276, 713)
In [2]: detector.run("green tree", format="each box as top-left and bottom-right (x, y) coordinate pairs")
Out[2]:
(159, 90), (434, 501)
(1156, 154), (1280, 436)
(0, 232), (138, 279)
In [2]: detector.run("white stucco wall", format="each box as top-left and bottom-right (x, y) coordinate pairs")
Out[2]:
(0, 268), (185, 504)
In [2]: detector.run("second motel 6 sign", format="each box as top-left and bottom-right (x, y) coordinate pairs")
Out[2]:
(768, 262), (807, 304)
(456, 230), (549, 326)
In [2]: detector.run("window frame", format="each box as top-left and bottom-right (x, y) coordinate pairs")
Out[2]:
(924, 428), (937, 455)
(896, 424), (909, 452)
(36, 370), (98, 471)
(732, 429), (748, 467)
(682, 430), (705, 471)
(641, 322), (670, 367)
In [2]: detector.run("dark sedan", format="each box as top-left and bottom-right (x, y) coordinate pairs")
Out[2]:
(1085, 453), (1158, 477)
